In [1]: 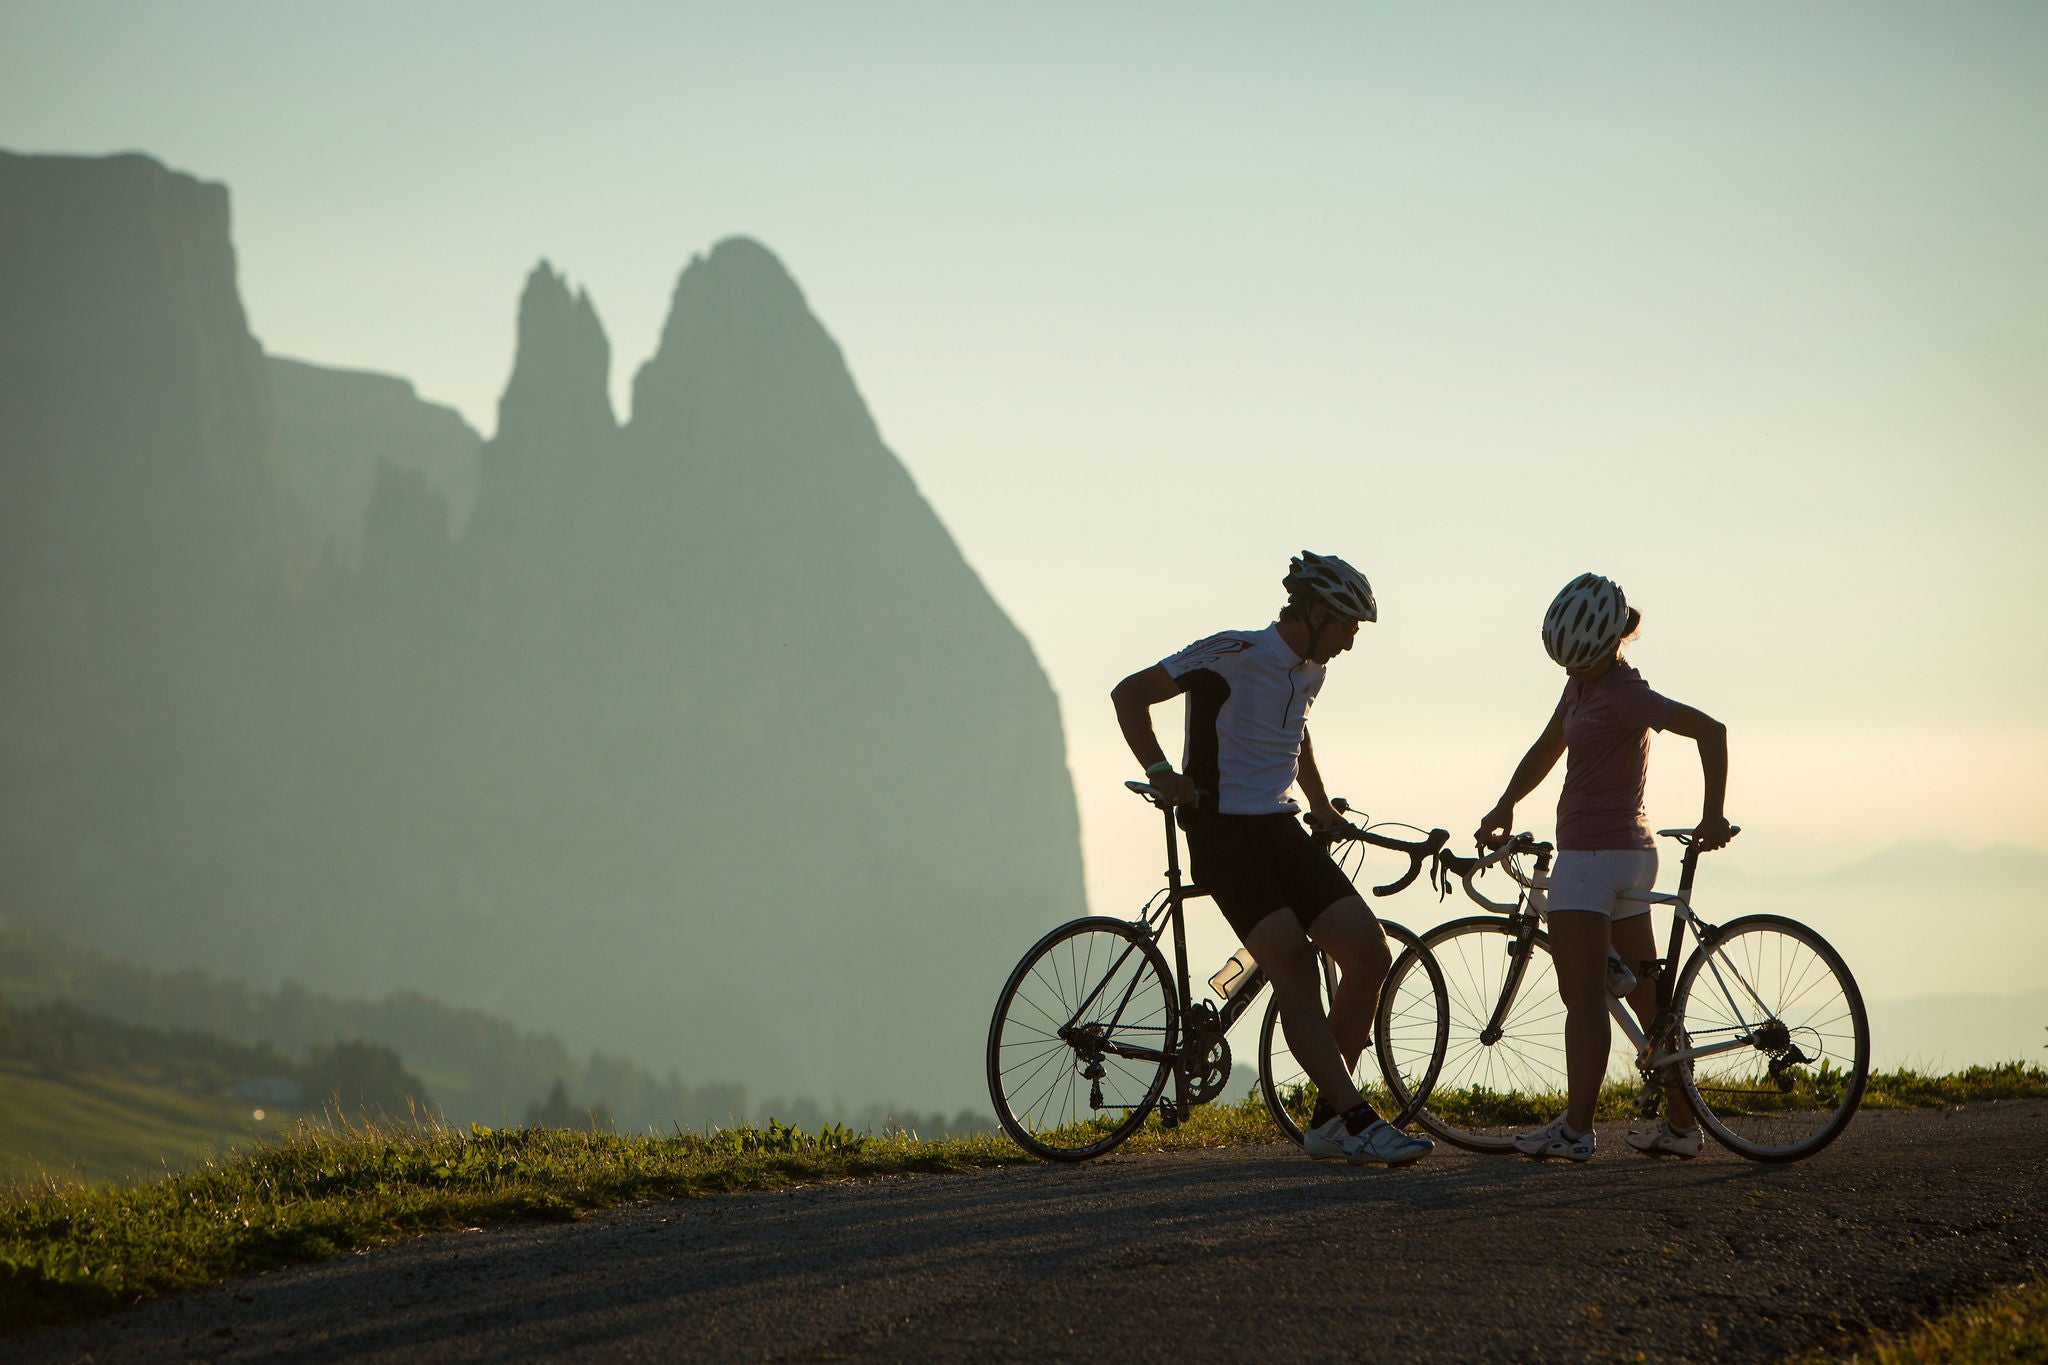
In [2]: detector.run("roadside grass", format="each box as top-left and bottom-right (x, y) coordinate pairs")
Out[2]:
(0, 1097), (1273, 1334)
(2, 1063), (2041, 1336)
(1423, 1059), (2048, 1132)
(1795, 1277), (2048, 1363)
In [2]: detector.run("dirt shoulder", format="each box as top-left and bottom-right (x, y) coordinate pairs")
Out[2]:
(15, 1102), (2046, 1362)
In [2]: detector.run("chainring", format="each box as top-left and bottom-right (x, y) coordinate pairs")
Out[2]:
(1180, 1011), (1233, 1106)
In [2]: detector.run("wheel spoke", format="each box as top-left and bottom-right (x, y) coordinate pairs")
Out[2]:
(1677, 917), (1868, 1161)
(988, 921), (1176, 1160)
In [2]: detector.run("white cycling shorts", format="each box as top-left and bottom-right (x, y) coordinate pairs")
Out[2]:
(1547, 848), (1659, 920)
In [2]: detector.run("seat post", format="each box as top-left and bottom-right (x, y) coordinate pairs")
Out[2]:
(1162, 804), (1184, 886)
(1676, 840), (1702, 899)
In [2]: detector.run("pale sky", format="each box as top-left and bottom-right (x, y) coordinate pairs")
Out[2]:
(6, 2), (2046, 1039)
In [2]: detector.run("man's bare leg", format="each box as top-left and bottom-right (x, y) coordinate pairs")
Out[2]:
(1303, 895), (1391, 1072)
(1244, 908), (1361, 1113)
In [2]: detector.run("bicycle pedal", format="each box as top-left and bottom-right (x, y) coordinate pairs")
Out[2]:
(1156, 1098), (1183, 1129)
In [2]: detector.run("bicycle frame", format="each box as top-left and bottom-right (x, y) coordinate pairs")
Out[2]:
(1060, 786), (1434, 1122)
(1446, 833), (1776, 1078)
(1056, 795), (1276, 1122)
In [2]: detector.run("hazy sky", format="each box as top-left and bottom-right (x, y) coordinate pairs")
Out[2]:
(6, 2), (2045, 1023)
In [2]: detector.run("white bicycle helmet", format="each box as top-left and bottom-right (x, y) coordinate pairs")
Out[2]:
(1542, 573), (1628, 669)
(1284, 551), (1377, 624)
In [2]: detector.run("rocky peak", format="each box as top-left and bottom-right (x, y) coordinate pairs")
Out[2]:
(468, 262), (617, 551)
(626, 237), (873, 453)
(496, 261), (614, 444)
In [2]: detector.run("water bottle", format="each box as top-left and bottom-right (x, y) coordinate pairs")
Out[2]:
(1606, 949), (1637, 998)
(1209, 946), (1257, 1001)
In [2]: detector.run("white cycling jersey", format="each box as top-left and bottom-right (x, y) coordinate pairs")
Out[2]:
(1159, 624), (1325, 816)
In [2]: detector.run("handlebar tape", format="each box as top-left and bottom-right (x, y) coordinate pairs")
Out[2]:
(1369, 828), (1450, 897)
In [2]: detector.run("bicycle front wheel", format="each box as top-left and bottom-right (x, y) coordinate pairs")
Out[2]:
(1672, 914), (1869, 1162)
(1256, 923), (1448, 1145)
(1387, 916), (1568, 1153)
(986, 917), (1178, 1161)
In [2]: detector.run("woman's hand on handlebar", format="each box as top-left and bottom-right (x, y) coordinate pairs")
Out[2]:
(1475, 799), (1515, 849)
(1302, 800), (1344, 833)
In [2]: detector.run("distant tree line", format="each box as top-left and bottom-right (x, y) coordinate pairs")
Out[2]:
(0, 920), (993, 1135)
(0, 994), (429, 1118)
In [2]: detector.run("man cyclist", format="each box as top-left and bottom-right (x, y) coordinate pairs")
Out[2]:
(1111, 552), (1433, 1167)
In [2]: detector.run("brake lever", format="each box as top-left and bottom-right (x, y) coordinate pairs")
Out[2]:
(1372, 828), (1449, 897)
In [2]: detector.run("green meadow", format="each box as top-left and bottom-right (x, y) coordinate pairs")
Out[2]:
(0, 1063), (288, 1188)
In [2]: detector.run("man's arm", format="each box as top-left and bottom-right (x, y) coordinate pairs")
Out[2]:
(1111, 665), (1197, 807)
(1474, 709), (1567, 847)
(1296, 726), (1338, 828)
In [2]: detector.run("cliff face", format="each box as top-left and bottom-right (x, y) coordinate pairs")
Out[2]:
(0, 151), (294, 926)
(267, 357), (480, 565)
(2, 153), (1083, 1112)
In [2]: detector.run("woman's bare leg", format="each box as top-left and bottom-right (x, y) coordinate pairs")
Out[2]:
(1612, 914), (1698, 1129)
(1544, 910), (1613, 1134)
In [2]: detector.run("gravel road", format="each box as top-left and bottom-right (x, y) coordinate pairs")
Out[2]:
(14, 1102), (2045, 1362)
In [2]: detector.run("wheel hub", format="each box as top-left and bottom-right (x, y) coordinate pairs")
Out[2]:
(1752, 1018), (1791, 1054)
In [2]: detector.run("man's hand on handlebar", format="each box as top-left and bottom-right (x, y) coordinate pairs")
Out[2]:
(1474, 800), (1515, 849)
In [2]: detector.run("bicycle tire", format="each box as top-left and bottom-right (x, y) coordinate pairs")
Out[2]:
(986, 917), (1178, 1161)
(1385, 916), (1569, 1153)
(1255, 923), (1448, 1144)
(1671, 914), (1869, 1162)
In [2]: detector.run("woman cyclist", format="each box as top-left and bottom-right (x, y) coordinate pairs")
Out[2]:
(1474, 573), (1732, 1162)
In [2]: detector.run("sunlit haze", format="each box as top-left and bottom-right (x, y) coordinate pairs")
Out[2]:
(6, 1), (2044, 1066)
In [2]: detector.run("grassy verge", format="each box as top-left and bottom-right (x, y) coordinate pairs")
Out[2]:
(3, 1064), (2041, 1336)
(0, 1094), (1276, 1334)
(1419, 1060), (2048, 1133)
(1795, 1277), (2048, 1363)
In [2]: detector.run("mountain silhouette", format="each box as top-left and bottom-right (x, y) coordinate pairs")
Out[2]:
(0, 151), (1084, 1112)
(267, 356), (481, 566)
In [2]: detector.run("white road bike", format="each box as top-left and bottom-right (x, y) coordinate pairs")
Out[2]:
(1379, 827), (1870, 1162)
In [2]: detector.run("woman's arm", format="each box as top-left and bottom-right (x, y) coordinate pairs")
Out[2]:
(1663, 704), (1731, 850)
(1474, 709), (1567, 847)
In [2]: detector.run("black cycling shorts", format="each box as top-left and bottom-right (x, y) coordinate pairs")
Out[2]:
(1183, 811), (1365, 942)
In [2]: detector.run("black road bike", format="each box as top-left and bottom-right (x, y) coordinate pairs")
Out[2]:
(986, 782), (1454, 1161)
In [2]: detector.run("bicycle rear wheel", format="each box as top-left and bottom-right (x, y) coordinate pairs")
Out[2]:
(1256, 923), (1448, 1144)
(986, 917), (1178, 1161)
(1385, 916), (1568, 1153)
(1672, 914), (1869, 1162)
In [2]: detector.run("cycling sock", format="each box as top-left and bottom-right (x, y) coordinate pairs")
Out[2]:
(1309, 1098), (1337, 1129)
(1340, 1100), (1385, 1136)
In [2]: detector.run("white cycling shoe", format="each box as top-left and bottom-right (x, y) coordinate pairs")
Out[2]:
(1304, 1116), (1434, 1167)
(1625, 1119), (1705, 1158)
(1513, 1116), (1598, 1162)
